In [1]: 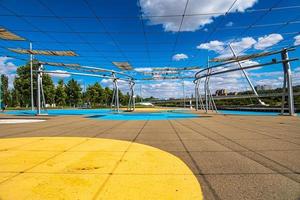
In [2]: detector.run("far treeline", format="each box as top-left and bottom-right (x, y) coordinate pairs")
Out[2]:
(0, 61), (142, 108)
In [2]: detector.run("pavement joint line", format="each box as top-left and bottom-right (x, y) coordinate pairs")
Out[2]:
(189, 120), (300, 174)
(0, 119), (112, 152)
(223, 116), (300, 130)
(0, 138), (42, 151)
(92, 120), (149, 200)
(2, 119), (102, 140)
(49, 120), (119, 138)
(210, 118), (300, 146)
(177, 119), (300, 184)
(0, 120), (128, 185)
(191, 117), (300, 152)
(1, 117), (87, 138)
(168, 120), (221, 200)
(0, 116), (73, 129)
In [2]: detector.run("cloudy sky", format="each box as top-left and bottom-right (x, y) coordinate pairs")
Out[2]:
(0, 0), (299, 99)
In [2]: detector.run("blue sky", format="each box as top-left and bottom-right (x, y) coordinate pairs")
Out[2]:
(0, 0), (300, 98)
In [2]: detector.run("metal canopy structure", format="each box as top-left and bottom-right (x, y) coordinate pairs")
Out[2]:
(34, 61), (135, 115)
(136, 66), (200, 108)
(7, 48), (78, 56)
(142, 71), (179, 75)
(0, 0), (299, 116)
(142, 76), (194, 80)
(39, 62), (133, 81)
(112, 62), (132, 70)
(0, 28), (26, 41)
(37, 61), (80, 67)
(194, 47), (298, 116)
(143, 66), (200, 71)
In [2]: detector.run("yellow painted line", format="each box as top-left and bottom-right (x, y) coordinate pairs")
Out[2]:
(0, 137), (202, 200)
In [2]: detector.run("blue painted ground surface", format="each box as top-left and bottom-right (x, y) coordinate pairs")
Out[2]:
(4, 109), (296, 120)
(5, 109), (112, 116)
(3, 109), (199, 120)
(89, 112), (199, 121)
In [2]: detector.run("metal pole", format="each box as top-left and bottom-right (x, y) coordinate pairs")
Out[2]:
(130, 81), (135, 111)
(281, 49), (295, 115)
(133, 83), (135, 111)
(140, 84), (142, 102)
(0, 73), (2, 110)
(228, 44), (267, 106)
(30, 42), (34, 111)
(281, 69), (287, 114)
(128, 82), (132, 111)
(111, 83), (115, 110)
(40, 75), (47, 112)
(204, 76), (208, 113)
(182, 80), (186, 108)
(36, 64), (41, 115)
(115, 79), (119, 112)
(195, 81), (199, 111)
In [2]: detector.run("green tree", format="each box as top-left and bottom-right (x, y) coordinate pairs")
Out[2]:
(55, 80), (67, 107)
(10, 88), (20, 107)
(103, 87), (113, 106)
(65, 78), (82, 107)
(42, 74), (55, 105)
(85, 83), (105, 106)
(14, 60), (55, 107)
(1, 74), (9, 106)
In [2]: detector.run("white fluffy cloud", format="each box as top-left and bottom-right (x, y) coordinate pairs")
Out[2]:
(0, 57), (17, 75)
(140, 0), (257, 32)
(294, 35), (300, 45)
(197, 40), (225, 53)
(172, 53), (188, 61)
(197, 37), (256, 56)
(0, 56), (17, 88)
(197, 34), (283, 56)
(230, 37), (257, 54)
(254, 33), (283, 50)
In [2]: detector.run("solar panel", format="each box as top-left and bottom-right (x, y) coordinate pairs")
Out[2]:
(0, 28), (26, 41)
(112, 62), (132, 70)
(7, 48), (78, 56)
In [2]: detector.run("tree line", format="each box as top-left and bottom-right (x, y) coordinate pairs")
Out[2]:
(0, 61), (142, 108)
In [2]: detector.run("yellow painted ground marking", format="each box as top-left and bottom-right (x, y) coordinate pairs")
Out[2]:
(0, 137), (202, 200)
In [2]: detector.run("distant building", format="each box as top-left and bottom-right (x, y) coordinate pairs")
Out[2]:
(215, 89), (228, 96)
(228, 92), (238, 96)
(255, 85), (272, 91)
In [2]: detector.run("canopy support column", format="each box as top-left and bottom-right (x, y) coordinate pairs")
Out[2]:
(195, 80), (199, 111)
(127, 80), (135, 111)
(204, 68), (217, 113)
(36, 64), (42, 115)
(195, 79), (205, 111)
(229, 44), (267, 106)
(36, 64), (47, 116)
(111, 73), (120, 113)
(30, 42), (34, 111)
(281, 48), (295, 116)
